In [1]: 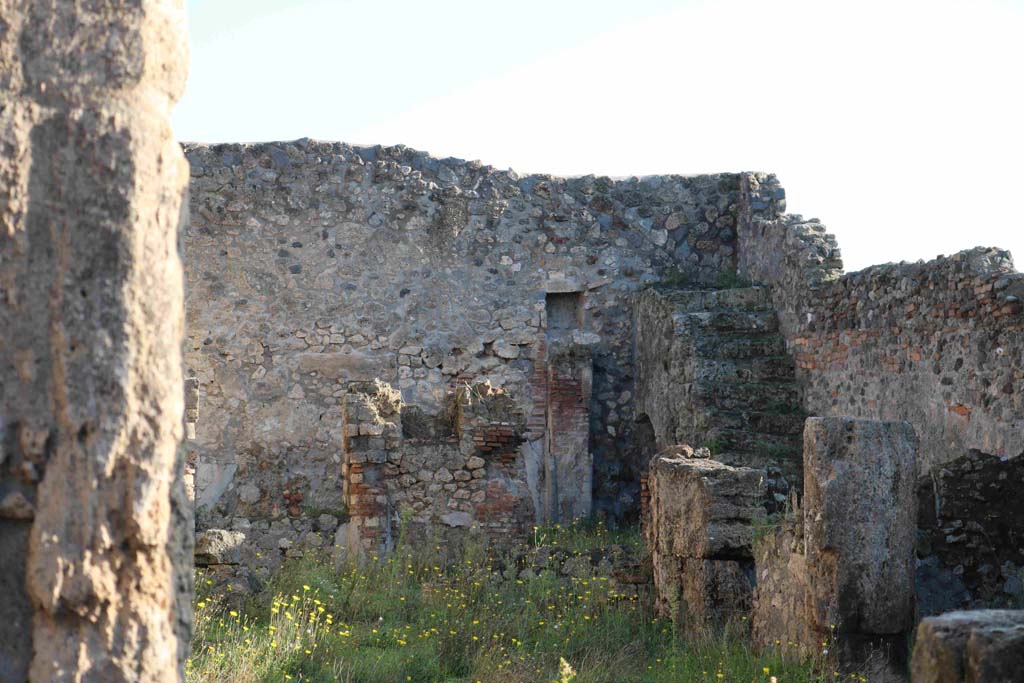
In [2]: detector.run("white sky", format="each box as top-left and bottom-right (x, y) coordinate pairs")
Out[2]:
(175, 0), (1024, 272)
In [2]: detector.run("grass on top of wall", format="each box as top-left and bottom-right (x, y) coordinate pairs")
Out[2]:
(187, 522), (846, 683)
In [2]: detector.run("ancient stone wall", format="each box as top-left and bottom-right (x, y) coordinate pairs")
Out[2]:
(735, 175), (1024, 611)
(183, 140), (743, 568)
(0, 1), (191, 680)
(738, 174), (1024, 478)
(916, 450), (1024, 614)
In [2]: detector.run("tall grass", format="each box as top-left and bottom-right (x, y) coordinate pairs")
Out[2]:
(188, 524), (842, 683)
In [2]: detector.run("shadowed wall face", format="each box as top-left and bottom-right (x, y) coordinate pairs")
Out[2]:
(0, 1), (191, 681)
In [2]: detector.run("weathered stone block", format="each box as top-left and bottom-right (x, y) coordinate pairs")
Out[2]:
(1, 1), (192, 679)
(752, 418), (919, 681)
(647, 454), (764, 631)
(912, 610), (1024, 683)
(803, 417), (918, 636)
(648, 455), (765, 561)
(195, 529), (246, 566)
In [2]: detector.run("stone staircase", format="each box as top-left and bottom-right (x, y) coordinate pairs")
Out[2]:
(637, 286), (805, 498)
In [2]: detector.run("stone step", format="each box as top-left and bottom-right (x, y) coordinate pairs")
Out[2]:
(675, 309), (779, 335)
(706, 409), (806, 437)
(689, 356), (796, 384)
(656, 286), (773, 312)
(693, 334), (788, 360)
(696, 380), (802, 412)
(710, 449), (802, 474)
(705, 427), (801, 459)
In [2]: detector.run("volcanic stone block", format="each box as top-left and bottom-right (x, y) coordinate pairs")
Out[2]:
(752, 418), (919, 681)
(0, 1), (191, 680)
(803, 417), (918, 636)
(648, 455), (765, 560)
(195, 529), (247, 566)
(912, 610), (1024, 683)
(647, 454), (764, 629)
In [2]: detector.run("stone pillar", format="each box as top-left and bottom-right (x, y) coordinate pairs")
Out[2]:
(341, 381), (403, 556)
(184, 375), (200, 440)
(803, 418), (918, 641)
(646, 451), (764, 634)
(752, 418), (918, 678)
(0, 2), (191, 681)
(911, 610), (1024, 683)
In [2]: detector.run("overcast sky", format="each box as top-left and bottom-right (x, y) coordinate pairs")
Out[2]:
(175, 0), (1024, 272)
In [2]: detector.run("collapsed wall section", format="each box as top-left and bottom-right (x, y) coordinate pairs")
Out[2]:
(339, 379), (535, 558)
(183, 140), (744, 566)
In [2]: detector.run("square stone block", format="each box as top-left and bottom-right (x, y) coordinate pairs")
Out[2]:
(649, 455), (765, 560)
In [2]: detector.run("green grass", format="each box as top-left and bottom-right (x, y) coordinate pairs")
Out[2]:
(188, 524), (841, 683)
(526, 518), (644, 555)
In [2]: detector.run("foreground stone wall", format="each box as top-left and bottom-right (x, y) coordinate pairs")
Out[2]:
(738, 174), (1024, 477)
(0, 1), (191, 680)
(183, 140), (744, 567)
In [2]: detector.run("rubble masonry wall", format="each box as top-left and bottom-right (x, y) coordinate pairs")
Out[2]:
(183, 140), (742, 569)
(738, 174), (1024, 477)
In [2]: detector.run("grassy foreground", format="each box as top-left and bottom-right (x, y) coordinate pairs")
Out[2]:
(188, 523), (840, 683)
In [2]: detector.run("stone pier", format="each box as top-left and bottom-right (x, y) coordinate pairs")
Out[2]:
(753, 417), (918, 679)
(0, 1), (191, 681)
(911, 610), (1024, 682)
(646, 449), (765, 634)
